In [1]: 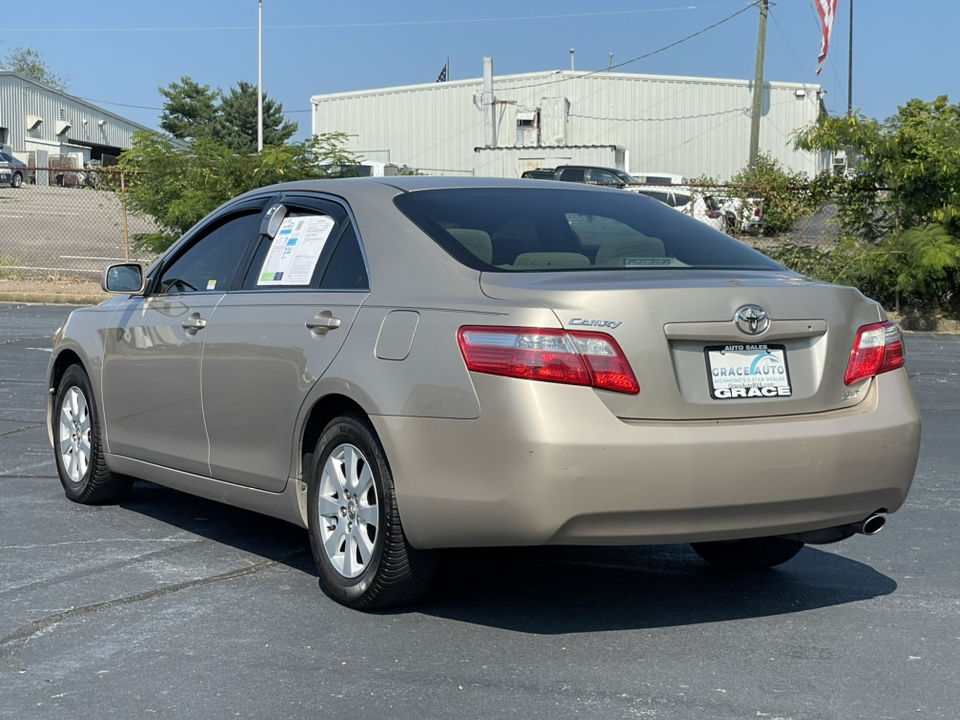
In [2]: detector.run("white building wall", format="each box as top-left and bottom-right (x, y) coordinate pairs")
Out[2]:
(311, 70), (826, 180)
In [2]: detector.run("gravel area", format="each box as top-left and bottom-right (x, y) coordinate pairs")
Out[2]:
(0, 276), (106, 299)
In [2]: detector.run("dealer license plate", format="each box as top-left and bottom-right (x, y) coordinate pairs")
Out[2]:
(705, 343), (792, 400)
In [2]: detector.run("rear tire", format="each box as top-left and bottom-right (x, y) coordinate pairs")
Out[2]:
(54, 365), (133, 504)
(691, 536), (804, 571)
(307, 413), (436, 609)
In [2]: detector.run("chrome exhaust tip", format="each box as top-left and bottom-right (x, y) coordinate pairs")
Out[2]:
(848, 513), (886, 536)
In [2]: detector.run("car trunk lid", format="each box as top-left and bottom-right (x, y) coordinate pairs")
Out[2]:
(479, 269), (885, 420)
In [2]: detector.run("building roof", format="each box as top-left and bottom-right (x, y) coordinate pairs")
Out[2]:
(311, 69), (822, 103)
(0, 70), (163, 138)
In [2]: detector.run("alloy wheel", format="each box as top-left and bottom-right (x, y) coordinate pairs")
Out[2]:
(317, 443), (380, 578)
(58, 386), (91, 484)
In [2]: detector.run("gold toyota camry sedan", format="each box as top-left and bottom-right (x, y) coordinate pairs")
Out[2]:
(47, 177), (922, 609)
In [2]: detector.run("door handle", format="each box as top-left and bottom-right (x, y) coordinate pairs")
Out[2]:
(306, 316), (341, 330)
(181, 315), (208, 332)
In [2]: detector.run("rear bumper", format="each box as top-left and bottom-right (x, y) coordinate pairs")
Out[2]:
(373, 370), (921, 549)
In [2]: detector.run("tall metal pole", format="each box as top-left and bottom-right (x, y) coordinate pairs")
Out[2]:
(257, 0), (264, 152)
(748, 0), (768, 171)
(847, 0), (853, 116)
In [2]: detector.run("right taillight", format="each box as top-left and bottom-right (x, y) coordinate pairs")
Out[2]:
(844, 321), (905, 385)
(457, 326), (640, 395)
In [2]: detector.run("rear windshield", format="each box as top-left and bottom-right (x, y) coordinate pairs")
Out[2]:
(393, 187), (782, 272)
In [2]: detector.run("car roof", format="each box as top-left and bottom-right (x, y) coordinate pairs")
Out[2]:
(238, 175), (622, 201)
(555, 164), (625, 174)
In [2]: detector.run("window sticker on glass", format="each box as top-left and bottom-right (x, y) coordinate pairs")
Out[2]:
(257, 215), (336, 285)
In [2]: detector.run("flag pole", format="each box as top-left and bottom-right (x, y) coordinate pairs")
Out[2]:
(446, 56), (450, 82)
(847, 0), (853, 117)
(257, 0), (264, 152)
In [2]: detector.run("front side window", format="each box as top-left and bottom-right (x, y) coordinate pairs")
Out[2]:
(394, 187), (783, 273)
(157, 211), (261, 294)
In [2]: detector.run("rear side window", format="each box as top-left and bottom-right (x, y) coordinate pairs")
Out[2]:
(394, 187), (782, 272)
(557, 168), (585, 182)
(319, 223), (369, 290)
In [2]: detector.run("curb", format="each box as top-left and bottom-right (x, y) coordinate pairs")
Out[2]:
(0, 292), (108, 306)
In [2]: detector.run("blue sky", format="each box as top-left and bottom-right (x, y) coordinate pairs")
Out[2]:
(2, 1), (953, 141)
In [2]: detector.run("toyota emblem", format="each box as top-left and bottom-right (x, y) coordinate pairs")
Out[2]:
(735, 305), (770, 335)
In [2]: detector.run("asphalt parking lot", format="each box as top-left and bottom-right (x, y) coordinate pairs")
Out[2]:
(0, 185), (157, 276)
(1, 302), (958, 719)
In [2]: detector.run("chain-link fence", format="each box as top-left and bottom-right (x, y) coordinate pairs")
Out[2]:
(0, 169), (159, 281)
(0, 173), (851, 281)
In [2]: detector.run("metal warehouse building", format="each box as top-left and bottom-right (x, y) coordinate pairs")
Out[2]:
(311, 61), (829, 180)
(1, 70), (155, 179)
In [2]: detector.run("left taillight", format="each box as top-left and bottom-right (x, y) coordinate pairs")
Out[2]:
(844, 321), (905, 385)
(457, 326), (640, 395)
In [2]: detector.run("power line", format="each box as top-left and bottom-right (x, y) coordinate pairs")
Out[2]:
(501, 2), (759, 93)
(5, 4), (753, 33)
(76, 96), (311, 117)
(76, 97), (162, 111)
(768, 7), (808, 80)
(74, 4), (757, 119)
(71, 3), (757, 122)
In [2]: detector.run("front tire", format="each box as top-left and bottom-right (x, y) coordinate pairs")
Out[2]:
(11, 171), (23, 189)
(691, 536), (804, 571)
(307, 413), (436, 609)
(54, 365), (133, 504)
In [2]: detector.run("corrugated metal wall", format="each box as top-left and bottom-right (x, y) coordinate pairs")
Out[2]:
(475, 145), (623, 178)
(311, 70), (826, 180)
(1, 72), (150, 159)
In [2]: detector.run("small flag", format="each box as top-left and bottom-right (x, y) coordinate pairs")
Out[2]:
(436, 65), (447, 83)
(815, 0), (839, 75)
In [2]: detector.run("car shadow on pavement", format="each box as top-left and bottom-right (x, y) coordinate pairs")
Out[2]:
(119, 480), (318, 577)
(414, 544), (897, 634)
(120, 481), (896, 632)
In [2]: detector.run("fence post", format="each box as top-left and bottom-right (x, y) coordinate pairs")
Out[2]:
(120, 171), (130, 262)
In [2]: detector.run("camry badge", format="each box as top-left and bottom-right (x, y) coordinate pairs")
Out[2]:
(568, 318), (622, 329)
(735, 305), (769, 336)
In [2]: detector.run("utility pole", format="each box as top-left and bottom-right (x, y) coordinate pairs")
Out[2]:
(748, 0), (768, 171)
(257, 0), (264, 152)
(847, 0), (854, 117)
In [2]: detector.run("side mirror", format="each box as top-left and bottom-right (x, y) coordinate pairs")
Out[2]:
(102, 263), (145, 294)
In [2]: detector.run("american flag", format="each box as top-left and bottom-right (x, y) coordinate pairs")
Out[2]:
(816, 0), (839, 75)
(436, 65), (448, 83)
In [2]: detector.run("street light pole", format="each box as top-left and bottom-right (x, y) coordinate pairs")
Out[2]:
(257, 0), (264, 152)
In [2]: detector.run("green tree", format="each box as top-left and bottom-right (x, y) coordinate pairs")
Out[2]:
(1, 46), (67, 91)
(211, 81), (298, 151)
(728, 154), (828, 236)
(158, 77), (221, 141)
(117, 131), (358, 253)
(157, 77), (297, 150)
(794, 96), (960, 311)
